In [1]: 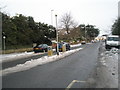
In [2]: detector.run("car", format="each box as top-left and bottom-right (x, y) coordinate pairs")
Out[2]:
(91, 40), (94, 43)
(58, 43), (63, 52)
(105, 35), (120, 49)
(61, 42), (71, 51)
(56, 42), (71, 52)
(33, 44), (49, 53)
(81, 41), (86, 44)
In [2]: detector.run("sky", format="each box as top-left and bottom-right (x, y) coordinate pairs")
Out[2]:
(0, 0), (119, 36)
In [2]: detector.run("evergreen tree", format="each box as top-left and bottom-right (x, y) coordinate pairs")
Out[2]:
(112, 18), (120, 36)
(2, 13), (56, 49)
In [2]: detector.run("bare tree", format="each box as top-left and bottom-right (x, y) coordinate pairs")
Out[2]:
(71, 20), (78, 29)
(60, 12), (77, 34)
(0, 4), (7, 13)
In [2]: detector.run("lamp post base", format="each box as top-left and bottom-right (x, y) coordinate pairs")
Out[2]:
(57, 52), (59, 55)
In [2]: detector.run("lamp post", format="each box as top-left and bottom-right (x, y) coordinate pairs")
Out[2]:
(55, 14), (59, 55)
(3, 36), (6, 54)
(84, 25), (86, 40)
(51, 10), (54, 25)
(83, 25), (87, 41)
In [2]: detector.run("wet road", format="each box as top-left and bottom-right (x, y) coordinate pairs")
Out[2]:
(3, 42), (100, 88)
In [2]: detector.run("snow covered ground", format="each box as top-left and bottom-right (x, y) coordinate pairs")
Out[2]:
(0, 48), (83, 76)
(70, 43), (81, 47)
(0, 51), (44, 63)
(0, 43), (82, 63)
(96, 43), (119, 88)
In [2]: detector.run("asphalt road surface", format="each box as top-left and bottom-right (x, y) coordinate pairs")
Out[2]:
(2, 42), (100, 88)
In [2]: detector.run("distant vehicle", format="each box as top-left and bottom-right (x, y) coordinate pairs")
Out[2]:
(91, 40), (97, 43)
(81, 41), (86, 44)
(56, 42), (71, 52)
(105, 35), (120, 49)
(91, 40), (94, 43)
(33, 44), (49, 53)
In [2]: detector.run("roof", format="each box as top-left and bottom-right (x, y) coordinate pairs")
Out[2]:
(108, 35), (119, 37)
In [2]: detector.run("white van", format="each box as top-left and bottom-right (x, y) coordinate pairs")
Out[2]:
(105, 35), (120, 49)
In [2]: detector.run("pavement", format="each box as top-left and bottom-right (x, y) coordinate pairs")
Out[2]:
(89, 42), (119, 89)
(118, 53), (120, 90)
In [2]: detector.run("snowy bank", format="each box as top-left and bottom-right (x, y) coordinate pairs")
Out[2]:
(0, 43), (82, 63)
(70, 43), (81, 47)
(0, 51), (44, 63)
(96, 43), (118, 88)
(0, 48), (82, 76)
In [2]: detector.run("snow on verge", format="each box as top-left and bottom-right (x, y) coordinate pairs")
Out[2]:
(0, 43), (82, 63)
(0, 52), (35, 63)
(70, 43), (81, 47)
(96, 46), (118, 88)
(0, 48), (82, 76)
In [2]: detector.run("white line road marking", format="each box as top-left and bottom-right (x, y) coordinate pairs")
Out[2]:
(65, 80), (76, 90)
(65, 80), (86, 90)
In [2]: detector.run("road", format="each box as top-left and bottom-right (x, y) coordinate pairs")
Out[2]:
(2, 42), (100, 88)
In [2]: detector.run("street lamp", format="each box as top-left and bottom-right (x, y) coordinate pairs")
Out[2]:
(44, 35), (51, 41)
(83, 25), (87, 41)
(55, 14), (59, 55)
(51, 10), (54, 25)
(84, 25), (86, 40)
(3, 36), (6, 54)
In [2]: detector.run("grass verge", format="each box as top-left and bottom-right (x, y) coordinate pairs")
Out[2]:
(0, 48), (33, 54)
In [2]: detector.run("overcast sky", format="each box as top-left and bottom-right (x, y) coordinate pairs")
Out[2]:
(0, 0), (119, 35)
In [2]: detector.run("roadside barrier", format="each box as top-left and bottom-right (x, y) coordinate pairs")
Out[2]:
(62, 45), (66, 52)
(48, 46), (53, 56)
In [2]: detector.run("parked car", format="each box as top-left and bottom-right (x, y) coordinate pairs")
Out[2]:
(56, 42), (71, 52)
(57, 43), (63, 52)
(105, 35), (120, 49)
(33, 44), (49, 53)
(61, 42), (71, 51)
(81, 41), (86, 44)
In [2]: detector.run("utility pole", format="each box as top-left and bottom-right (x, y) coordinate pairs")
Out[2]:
(3, 36), (6, 54)
(55, 15), (59, 55)
(84, 25), (87, 41)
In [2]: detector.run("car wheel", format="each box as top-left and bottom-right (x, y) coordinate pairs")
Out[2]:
(45, 49), (48, 52)
(34, 51), (38, 53)
(105, 45), (110, 50)
(118, 46), (120, 49)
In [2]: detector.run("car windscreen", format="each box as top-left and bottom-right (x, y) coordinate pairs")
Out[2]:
(58, 43), (63, 48)
(107, 37), (119, 41)
(38, 45), (43, 48)
(38, 44), (47, 48)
